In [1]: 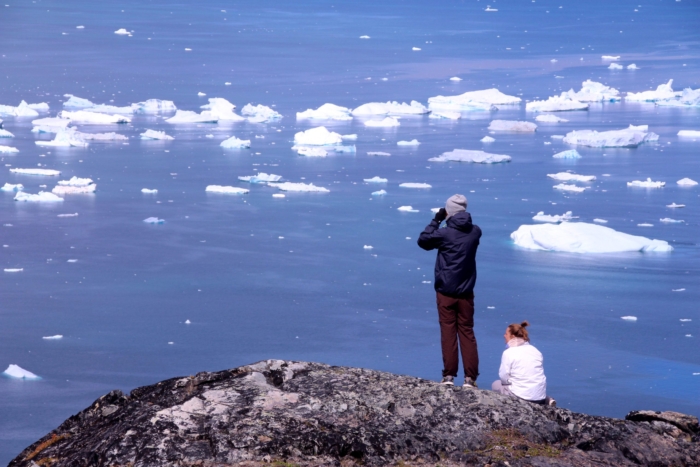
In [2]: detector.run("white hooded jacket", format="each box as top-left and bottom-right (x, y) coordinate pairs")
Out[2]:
(499, 338), (547, 401)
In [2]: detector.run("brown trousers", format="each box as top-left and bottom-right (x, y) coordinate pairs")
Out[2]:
(437, 292), (479, 380)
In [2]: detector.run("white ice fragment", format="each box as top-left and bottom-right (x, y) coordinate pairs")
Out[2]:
(399, 183), (431, 189)
(547, 172), (595, 182)
(295, 147), (327, 157)
(536, 114), (569, 122)
(59, 110), (130, 124)
(141, 188), (158, 194)
(449, 77), (462, 81)
(488, 120), (537, 132)
(197, 92), (206, 97)
(10, 168), (60, 176)
(272, 193), (285, 198)
(52, 177), (96, 194)
(241, 103), (282, 123)
(553, 183), (588, 193)
(165, 110), (217, 124)
(626, 80), (679, 102)
(352, 101), (428, 116)
(627, 178), (665, 188)
(364, 176), (387, 183)
(35, 128), (88, 148)
(342, 134), (357, 140)
(428, 89), (520, 112)
(552, 149), (581, 159)
(551, 135), (564, 139)
(0, 145), (19, 153)
(563, 80), (621, 102)
(602, 55), (620, 60)
(429, 111), (461, 120)
(397, 139), (420, 146)
(296, 103), (352, 120)
(74, 131), (127, 142)
(637, 223), (654, 227)
(678, 130), (700, 138)
(0, 101), (40, 118)
(0, 129), (14, 138)
(268, 182), (329, 193)
(293, 126), (343, 145)
(398, 206), (419, 212)
(412, 47), (421, 51)
(43, 335), (63, 339)
(657, 87), (700, 107)
(238, 173), (282, 183)
(372, 189), (387, 196)
(1, 183), (23, 192)
(563, 125), (658, 148)
(429, 149), (511, 164)
(4, 268), (23, 272)
(140, 129), (174, 140)
(200, 98), (245, 121)
(481, 136), (495, 143)
(608, 63), (623, 70)
(57, 177), (93, 187)
(364, 117), (400, 127)
(14, 191), (64, 202)
(627, 64), (639, 70)
(143, 217), (165, 224)
(621, 316), (638, 321)
(220, 136), (251, 149)
(532, 211), (574, 223)
(205, 185), (249, 194)
(360, 35), (370, 39)
(511, 222), (673, 253)
(660, 218), (684, 223)
(593, 219), (608, 224)
(677, 177), (698, 186)
(31, 117), (71, 134)
(527, 95), (588, 112)
(62, 95), (94, 108)
(3, 364), (40, 379)
(367, 151), (391, 156)
(363, 245), (373, 249)
(131, 99), (177, 114)
(114, 28), (130, 35)
(666, 203), (685, 208)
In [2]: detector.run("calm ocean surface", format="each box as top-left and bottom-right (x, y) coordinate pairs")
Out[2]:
(1, 0), (699, 462)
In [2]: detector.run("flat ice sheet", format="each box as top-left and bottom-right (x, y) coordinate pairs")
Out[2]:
(488, 120), (537, 132)
(429, 149), (511, 163)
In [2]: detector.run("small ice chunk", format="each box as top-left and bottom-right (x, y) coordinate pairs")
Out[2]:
(547, 172), (595, 182)
(563, 80), (621, 102)
(428, 89), (520, 112)
(429, 111), (461, 120)
(296, 103), (352, 120)
(488, 120), (537, 132)
(241, 103), (282, 123)
(62, 95), (95, 108)
(31, 117), (71, 134)
(0, 145), (19, 153)
(666, 203), (685, 208)
(73, 131), (127, 142)
(197, 92), (206, 97)
(553, 149), (581, 159)
(131, 99), (177, 114)
(35, 128), (89, 148)
(660, 218), (684, 223)
(0, 128), (14, 138)
(563, 125), (658, 148)
(678, 130), (700, 138)
(185, 320), (191, 324)
(627, 178), (665, 188)
(429, 149), (511, 164)
(526, 95), (588, 112)
(367, 151), (391, 156)
(621, 316), (638, 321)
(360, 35), (370, 39)
(165, 110), (218, 124)
(626, 79), (678, 102)
(140, 129), (174, 140)
(342, 134), (357, 140)
(511, 222), (673, 253)
(141, 188), (158, 194)
(272, 193), (285, 198)
(52, 177), (96, 194)
(57, 177), (93, 187)
(627, 64), (639, 70)
(43, 335), (63, 339)
(200, 98), (245, 121)
(364, 176), (388, 183)
(372, 189), (387, 196)
(268, 182), (329, 193)
(294, 126), (343, 145)
(295, 147), (327, 157)
(57, 213), (78, 217)
(480, 136), (495, 143)
(637, 223), (654, 227)
(114, 28), (130, 35)
(59, 110), (130, 124)
(536, 114), (569, 122)
(532, 211), (574, 223)
(608, 63), (623, 70)
(602, 55), (620, 60)
(1, 183), (23, 192)
(449, 77), (462, 81)
(15, 191), (64, 202)
(553, 183), (588, 193)
(143, 217), (165, 224)
(412, 47), (421, 51)
(352, 101), (429, 116)
(398, 206), (419, 212)
(397, 139), (420, 146)
(399, 182), (431, 189)
(10, 168), (60, 176)
(593, 218), (608, 224)
(551, 135), (565, 139)
(364, 117), (400, 127)
(205, 185), (249, 194)
(220, 136), (251, 149)
(3, 364), (40, 379)
(238, 173), (282, 183)
(677, 177), (698, 186)
(363, 245), (374, 249)
(4, 268), (23, 272)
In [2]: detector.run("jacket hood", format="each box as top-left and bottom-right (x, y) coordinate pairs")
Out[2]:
(446, 211), (473, 231)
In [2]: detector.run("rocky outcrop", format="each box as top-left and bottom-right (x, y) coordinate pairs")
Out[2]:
(10, 360), (699, 466)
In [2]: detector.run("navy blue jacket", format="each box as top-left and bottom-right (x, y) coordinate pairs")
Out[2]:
(417, 212), (482, 298)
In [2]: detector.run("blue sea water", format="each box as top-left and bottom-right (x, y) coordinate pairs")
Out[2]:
(1, 0), (699, 462)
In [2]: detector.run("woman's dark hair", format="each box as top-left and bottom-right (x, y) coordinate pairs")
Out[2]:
(507, 321), (530, 342)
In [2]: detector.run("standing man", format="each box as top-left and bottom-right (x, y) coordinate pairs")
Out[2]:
(418, 194), (482, 388)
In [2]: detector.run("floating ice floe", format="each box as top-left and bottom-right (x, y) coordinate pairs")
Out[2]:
(364, 176), (388, 183)
(0, 145), (19, 153)
(35, 128), (88, 147)
(429, 149), (511, 164)
(1, 183), (23, 192)
(141, 188), (158, 194)
(52, 177), (96, 194)
(660, 218), (684, 224)
(627, 64), (639, 70)
(114, 28), (131, 35)
(526, 95), (588, 112)
(57, 213), (78, 217)
(510, 222), (673, 253)
(480, 136), (495, 143)
(15, 191), (64, 202)
(602, 55), (620, 60)
(272, 194), (285, 198)
(352, 101), (427, 116)
(429, 111), (461, 120)
(342, 134), (357, 140)
(220, 136), (251, 149)
(43, 335), (63, 340)
(398, 206), (419, 212)
(677, 178), (698, 186)
(3, 364), (40, 379)
(399, 182), (431, 189)
(428, 89), (520, 112)
(553, 183), (588, 193)
(140, 129), (174, 140)
(608, 63), (623, 70)
(363, 245), (373, 249)
(166, 110), (217, 124)
(637, 223), (653, 227)
(547, 172), (595, 182)
(59, 110), (131, 124)
(488, 120), (537, 132)
(131, 99), (177, 114)
(4, 268), (23, 272)
(198, 92), (206, 97)
(143, 217), (164, 224)
(532, 211), (574, 223)
(0, 129), (14, 138)
(536, 114), (568, 123)
(74, 131), (127, 142)
(364, 117), (400, 127)
(626, 80), (679, 102)
(552, 149), (581, 159)
(397, 139), (420, 146)
(200, 98), (245, 121)
(621, 316), (638, 321)
(31, 117), (71, 133)
(372, 189), (387, 196)
(667, 203), (685, 208)
(450, 77), (462, 82)
(657, 87), (700, 108)
(593, 219), (608, 224)
(360, 35), (370, 39)
(10, 168), (60, 176)
(268, 182), (329, 193)
(627, 178), (665, 188)
(0, 101), (41, 118)
(412, 47), (421, 51)
(678, 130), (700, 138)
(563, 80), (621, 102)
(205, 185), (249, 194)
(238, 173), (282, 183)
(241, 104), (282, 123)
(563, 125), (658, 148)
(63, 95), (133, 113)
(294, 126), (343, 145)
(295, 147), (327, 157)
(367, 151), (391, 156)
(297, 103), (353, 120)
(63, 95), (95, 108)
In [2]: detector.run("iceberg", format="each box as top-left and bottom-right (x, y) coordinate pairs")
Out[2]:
(143, 217), (164, 224)
(140, 129), (174, 140)
(536, 114), (568, 123)
(293, 126), (343, 146)
(200, 98), (245, 121)
(1, 183), (23, 191)
(268, 182), (329, 193)
(397, 139), (420, 146)
(626, 80), (679, 102)
(56, 177), (93, 186)
(627, 178), (665, 188)
(398, 206), (419, 212)
(52, 177), (96, 194)
(602, 55), (620, 60)
(547, 172), (595, 182)
(0, 129), (14, 138)
(677, 178), (698, 186)
(678, 130), (700, 138)
(480, 136), (495, 143)
(241, 104), (281, 123)
(131, 99), (177, 114)
(428, 89), (520, 112)
(165, 110), (218, 124)
(511, 222), (673, 253)
(627, 64), (639, 70)
(563, 80), (621, 102)
(360, 35), (370, 39)
(367, 151), (391, 156)
(667, 203), (685, 208)
(295, 147), (327, 157)
(352, 101), (429, 116)
(4, 268), (23, 272)
(526, 95), (588, 112)
(141, 188), (158, 194)
(553, 183), (587, 193)
(621, 316), (638, 321)
(63, 95), (95, 108)
(552, 149), (581, 159)
(0, 101), (40, 118)
(608, 63), (623, 70)
(35, 128), (89, 147)
(238, 173), (282, 183)
(563, 125), (658, 148)
(532, 211), (574, 223)
(364, 176), (388, 183)
(488, 120), (537, 132)
(220, 136), (251, 149)
(399, 182), (431, 189)
(84, 104), (134, 114)
(114, 28), (131, 35)
(660, 218), (684, 224)
(10, 168), (60, 176)
(429, 111), (461, 120)
(43, 335), (63, 339)
(657, 87), (700, 108)
(28, 102), (49, 111)
(205, 185), (249, 194)
(31, 117), (71, 133)
(0, 145), (19, 153)
(372, 189), (387, 196)
(57, 213), (79, 217)
(59, 110), (130, 124)
(593, 219), (608, 224)
(3, 364), (40, 380)
(429, 149), (511, 164)
(297, 103), (352, 120)
(364, 117), (400, 127)
(14, 191), (64, 202)
(449, 77), (462, 81)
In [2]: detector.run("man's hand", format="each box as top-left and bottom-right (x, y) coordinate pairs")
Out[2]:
(434, 208), (447, 223)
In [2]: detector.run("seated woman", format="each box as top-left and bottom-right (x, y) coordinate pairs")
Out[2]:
(492, 321), (555, 406)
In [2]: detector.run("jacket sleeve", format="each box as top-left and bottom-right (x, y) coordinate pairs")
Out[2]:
(417, 219), (443, 251)
(499, 350), (511, 385)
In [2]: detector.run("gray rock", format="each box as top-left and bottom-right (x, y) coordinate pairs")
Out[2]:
(9, 360), (699, 466)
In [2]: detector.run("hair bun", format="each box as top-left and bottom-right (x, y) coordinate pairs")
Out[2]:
(521, 321), (529, 328)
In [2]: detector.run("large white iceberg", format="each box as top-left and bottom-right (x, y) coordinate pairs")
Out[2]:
(552, 149), (581, 159)
(3, 364), (40, 380)
(526, 95), (589, 112)
(131, 99), (177, 114)
(553, 183), (588, 193)
(31, 117), (72, 133)
(626, 80), (679, 102)
(532, 211), (574, 223)
(269, 182), (329, 192)
(0, 101), (41, 118)
(238, 173), (282, 183)
(511, 222), (673, 253)
(0, 128), (14, 138)
(220, 136), (251, 149)
(627, 178), (665, 188)
(488, 120), (537, 132)
(364, 117), (400, 127)
(535, 114), (568, 123)
(399, 182), (431, 189)
(140, 129), (174, 140)
(241, 104), (281, 123)
(1, 183), (23, 192)
(297, 103), (352, 120)
(35, 128), (89, 147)
(547, 172), (596, 182)
(352, 101), (429, 116)
(59, 110), (131, 124)
(563, 125), (658, 148)
(15, 191), (64, 202)
(293, 126), (343, 146)
(428, 89), (520, 112)
(205, 185), (249, 194)
(677, 178), (698, 186)
(563, 80), (621, 102)
(0, 145), (19, 153)
(656, 87), (700, 107)
(429, 149), (511, 164)
(200, 98), (245, 121)
(165, 110), (218, 124)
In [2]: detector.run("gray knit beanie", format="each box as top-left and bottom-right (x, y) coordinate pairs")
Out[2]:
(445, 194), (467, 217)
